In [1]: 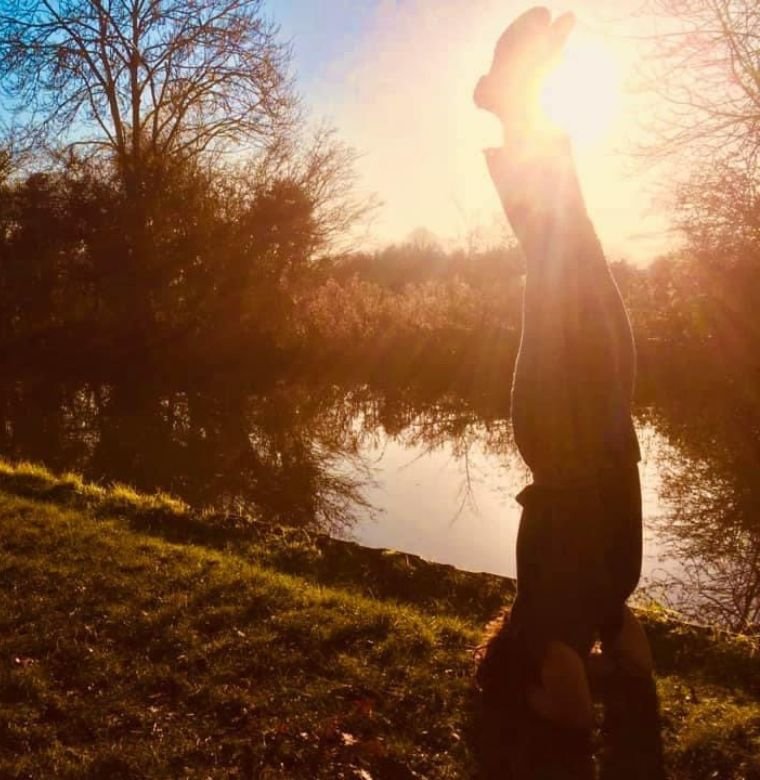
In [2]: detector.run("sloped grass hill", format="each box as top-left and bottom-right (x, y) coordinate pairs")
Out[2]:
(0, 459), (757, 778)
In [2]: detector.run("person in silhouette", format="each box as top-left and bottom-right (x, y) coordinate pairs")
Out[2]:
(473, 8), (662, 777)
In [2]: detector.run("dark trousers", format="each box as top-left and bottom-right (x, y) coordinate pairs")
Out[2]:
(509, 464), (643, 672)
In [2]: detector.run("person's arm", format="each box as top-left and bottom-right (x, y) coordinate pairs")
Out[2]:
(486, 135), (638, 484)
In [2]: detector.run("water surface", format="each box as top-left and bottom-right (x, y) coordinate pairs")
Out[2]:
(0, 372), (756, 632)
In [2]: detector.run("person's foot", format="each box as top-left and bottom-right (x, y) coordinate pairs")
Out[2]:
(474, 6), (575, 132)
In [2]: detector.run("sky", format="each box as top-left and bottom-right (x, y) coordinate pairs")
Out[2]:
(265, 0), (678, 263)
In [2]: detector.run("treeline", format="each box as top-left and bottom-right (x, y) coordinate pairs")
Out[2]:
(293, 240), (749, 390)
(0, 136), (364, 369)
(0, 150), (523, 383)
(0, 146), (756, 391)
(294, 243), (525, 386)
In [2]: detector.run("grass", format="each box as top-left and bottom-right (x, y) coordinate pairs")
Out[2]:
(0, 458), (758, 778)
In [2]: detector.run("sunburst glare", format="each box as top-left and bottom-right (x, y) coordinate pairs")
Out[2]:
(540, 34), (621, 147)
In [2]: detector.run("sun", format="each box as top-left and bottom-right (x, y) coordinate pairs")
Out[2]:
(539, 35), (622, 147)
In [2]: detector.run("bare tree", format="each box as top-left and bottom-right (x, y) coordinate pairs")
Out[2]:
(636, 0), (760, 169)
(650, 446), (760, 634)
(0, 0), (294, 195)
(0, 0), (295, 342)
(245, 127), (377, 261)
(634, 2), (760, 268)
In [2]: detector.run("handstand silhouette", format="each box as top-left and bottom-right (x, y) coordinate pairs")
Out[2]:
(473, 8), (665, 778)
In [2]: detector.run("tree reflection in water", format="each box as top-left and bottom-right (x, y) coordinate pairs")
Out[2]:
(0, 369), (757, 633)
(641, 387), (760, 634)
(0, 374), (377, 534)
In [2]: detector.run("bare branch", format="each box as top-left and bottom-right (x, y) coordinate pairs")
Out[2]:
(0, 0), (295, 187)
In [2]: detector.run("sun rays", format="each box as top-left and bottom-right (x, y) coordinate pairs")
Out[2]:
(539, 33), (622, 148)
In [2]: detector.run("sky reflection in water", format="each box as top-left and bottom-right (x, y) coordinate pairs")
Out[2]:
(351, 421), (681, 589)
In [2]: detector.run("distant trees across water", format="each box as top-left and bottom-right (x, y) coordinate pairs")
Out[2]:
(0, 147), (754, 398)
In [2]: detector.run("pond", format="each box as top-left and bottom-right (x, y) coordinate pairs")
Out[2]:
(0, 371), (757, 633)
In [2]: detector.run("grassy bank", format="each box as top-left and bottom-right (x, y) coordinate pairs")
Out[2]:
(0, 460), (758, 778)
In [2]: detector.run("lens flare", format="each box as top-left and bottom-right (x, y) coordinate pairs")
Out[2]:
(539, 37), (621, 147)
